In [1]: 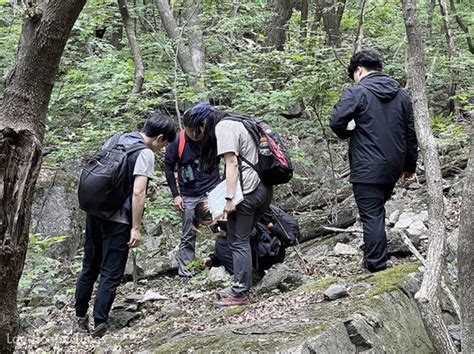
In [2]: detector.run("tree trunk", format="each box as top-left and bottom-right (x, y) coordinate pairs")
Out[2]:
(437, 0), (457, 112)
(300, 0), (309, 40)
(401, 0), (456, 352)
(111, 24), (124, 50)
(118, 0), (145, 93)
(183, 0), (205, 72)
(155, 0), (195, 75)
(0, 2), (86, 352)
(353, 0), (367, 53)
(427, 0), (436, 38)
(458, 113), (474, 352)
(316, 0), (346, 47)
(264, 0), (294, 51)
(449, 0), (474, 54)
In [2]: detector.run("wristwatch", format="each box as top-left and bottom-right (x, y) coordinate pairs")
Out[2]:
(225, 196), (233, 201)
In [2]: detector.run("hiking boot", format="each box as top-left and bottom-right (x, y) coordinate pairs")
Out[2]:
(92, 322), (108, 338)
(214, 295), (249, 308)
(75, 315), (89, 333)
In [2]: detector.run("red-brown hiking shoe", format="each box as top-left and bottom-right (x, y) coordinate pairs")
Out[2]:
(214, 295), (249, 308)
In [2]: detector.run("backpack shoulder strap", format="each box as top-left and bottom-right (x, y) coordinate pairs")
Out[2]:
(221, 114), (260, 171)
(125, 141), (148, 155)
(178, 130), (186, 160)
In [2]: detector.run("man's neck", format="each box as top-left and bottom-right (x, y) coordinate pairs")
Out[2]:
(140, 133), (153, 148)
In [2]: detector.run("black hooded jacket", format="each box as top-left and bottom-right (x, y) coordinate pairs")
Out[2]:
(329, 72), (418, 184)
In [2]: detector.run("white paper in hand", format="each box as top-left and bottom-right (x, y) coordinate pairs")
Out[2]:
(208, 180), (244, 220)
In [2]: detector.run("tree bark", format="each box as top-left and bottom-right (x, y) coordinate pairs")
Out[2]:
(183, 0), (205, 73)
(155, 0), (196, 76)
(458, 113), (474, 352)
(449, 0), (474, 54)
(401, 0), (456, 352)
(300, 0), (309, 40)
(264, 0), (294, 51)
(427, 0), (436, 38)
(316, 0), (346, 47)
(353, 0), (367, 53)
(111, 24), (124, 50)
(0, 2), (86, 352)
(437, 0), (457, 112)
(118, 0), (145, 93)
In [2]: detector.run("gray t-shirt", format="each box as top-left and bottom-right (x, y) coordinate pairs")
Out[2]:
(215, 120), (260, 194)
(108, 148), (155, 224)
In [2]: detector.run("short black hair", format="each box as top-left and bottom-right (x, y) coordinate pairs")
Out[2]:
(182, 110), (195, 128)
(348, 50), (383, 80)
(143, 113), (177, 142)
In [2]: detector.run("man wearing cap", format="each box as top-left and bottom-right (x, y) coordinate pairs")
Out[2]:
(329, 50), (418, 273)
(164, 104), (221, 280)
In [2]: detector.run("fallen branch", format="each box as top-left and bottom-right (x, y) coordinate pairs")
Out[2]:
(231, 329), (297, 336)
(398, 230), (460, 319)
(299, 216), (356, 244)
(323, 226), (362, 234)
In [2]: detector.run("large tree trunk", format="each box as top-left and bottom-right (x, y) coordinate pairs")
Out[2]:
(316, 0), (346, 47)
(183, 0), (206, 96)
(437, 0), (457, 112)
(118, 0), (145, 93)
(155, 0), (196, 77)
(459, 113), (474, 352)
(401, 0), (456, 352)
(264, 0), (294, 51)
(183, 0), (205, 73)
(0, 1), (86, 352)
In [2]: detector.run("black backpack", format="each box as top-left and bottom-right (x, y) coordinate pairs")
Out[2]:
(222, 114), (293, 185)
(262, 205), (301, 247)
(78, 134), (147, 218)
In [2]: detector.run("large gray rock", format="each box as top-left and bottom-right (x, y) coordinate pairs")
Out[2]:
(394, 211), (428, 230)
(109, 310), (141, 328)
(387, 230), (412, 257)
(334, 242), (358, 256)
(254, 263), (304, 295)
(406, 219), (427, 238)
(394, 212), (418, 229)
(323, 284), (349, 301)
(208, 266), (231, 283)
(279, 323), (356, 353)
(31, 168), (85, 260)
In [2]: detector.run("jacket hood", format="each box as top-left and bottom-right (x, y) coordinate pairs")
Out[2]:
(358, 72), (400, 100)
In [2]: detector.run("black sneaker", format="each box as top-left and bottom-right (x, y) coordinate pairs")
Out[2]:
(92, 322), (108, 338)
(75, 315), (89, 333)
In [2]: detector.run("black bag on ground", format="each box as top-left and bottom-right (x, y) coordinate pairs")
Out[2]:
(266, 205), (301, 247)
(223, 113), (293, 185)
(78, 135), (147, 218)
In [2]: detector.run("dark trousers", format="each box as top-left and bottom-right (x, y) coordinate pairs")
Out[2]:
(226, 182), (273, 297)
(215, 237), (234, 275)
(352, 183), (394, 272)
(75, 214), (130, 326)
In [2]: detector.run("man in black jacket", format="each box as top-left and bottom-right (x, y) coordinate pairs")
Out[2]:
(329, 50), (418, 273)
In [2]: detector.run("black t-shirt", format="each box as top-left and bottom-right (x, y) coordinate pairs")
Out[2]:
(164, 133), (220, 198)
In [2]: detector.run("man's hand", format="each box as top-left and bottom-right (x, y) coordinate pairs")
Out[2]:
(403, 171), (416, 181)
(128, 228), (141, 248)
(174, 196), (185, 211)
(224, 199), (236, 214)
(202, 257), (213, 268)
